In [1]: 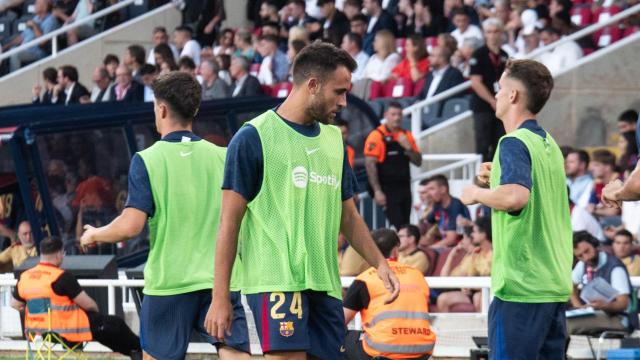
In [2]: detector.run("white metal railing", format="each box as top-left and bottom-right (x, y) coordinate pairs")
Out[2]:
(404, 3), (640, 139)
(0, 0), (139, 62)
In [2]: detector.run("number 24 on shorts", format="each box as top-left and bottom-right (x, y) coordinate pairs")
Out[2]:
(270, 292), (303, 319)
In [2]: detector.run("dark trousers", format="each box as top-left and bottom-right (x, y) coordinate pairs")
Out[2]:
(87, 311), (141, 356)
(344, 330), (431, 360)
(382, 184), (412, 229)
(473, 112), (505, 162)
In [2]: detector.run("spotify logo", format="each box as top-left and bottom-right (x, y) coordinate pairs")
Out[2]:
(292, 166), (309, 188)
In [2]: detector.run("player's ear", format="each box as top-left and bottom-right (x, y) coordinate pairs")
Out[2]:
(510, 88), (518, 104)
(307, 77), (320, 96)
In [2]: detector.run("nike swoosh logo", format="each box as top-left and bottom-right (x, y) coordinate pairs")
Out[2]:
(305, 148), (320, 155)
(180, 151), (193, 157)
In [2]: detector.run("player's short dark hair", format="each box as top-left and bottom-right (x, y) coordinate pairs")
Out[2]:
(615, 229), (633, 243)
(370, 0), (382, 7)
(178, 56), (196, 70)
(59, 65), (78, 82)
(618, 109), (639, 124)
(40, 236), (63, 255)
(217, 54), (231, 70)
(292, 41), (357, 85)
(317, 0), (335, 6)
(351, 14), (368, 24)
(344, 32), (363, 50)
(344, 0), (362, 6)
(43, 67), (57, 84)
(475, 216), (492, 242)
(573, 231), (599, 249)
(175, 25), (194, 36)
(451, 7), (469, 18)
(139, 64), (157, 76)
(398, 224), (421, 245)
(127, 45), (146, 65)
(259, 34), (280, 45)
(591, 149), (616, 168)
(568, 149), (590, 166)
(289, 0), (305, 7)
(151, 72), (202, 125)
(425, 174), (449, 189)
(103, 53), (119, 66)
(387, 101), (402, 111)
(371, 229), (400, 258)
(153, 26), (167, 35)
(290, 39), (307, 54)
(262, 21), (281, 31)
(560, 145), (573, 159)
(504, 59), (554, 115)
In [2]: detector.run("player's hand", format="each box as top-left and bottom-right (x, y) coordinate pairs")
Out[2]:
(80, 225), (98, 252)
(602, 179), (623, 208)
(205, 294), (233, 340)
(588, 300), (607, 310)
(397, 133), (413, 151)
(377, 261), (400, 304)
(32, 84), (41, 97)
(460, 185), (479, 205)
(374, 190), (387, 207)
(475, 162), (492, 188)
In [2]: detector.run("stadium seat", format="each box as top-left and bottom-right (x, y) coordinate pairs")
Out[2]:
(396, 38), (406, 58)
(382, 78), (414, 98)
(422, 248), (438, 276)
(623, 25), (639, 38)
(596, 6), (621, 24)
(22, 0), (36, 16)
(368, 81), (385, 100)
(441, 98), (470, 119)
(0, 13), (16, 43)
(425, 36), (438, 53)
(127, 0), (149, 18)
(250, 63), (261, 77)
(571, 5), (593, 27)
(13, 14), (31, 34)
(413, 77), (426, 97)
(367, 100), (384, 118)
(261, 85), (273, 96)
(421, 103), (442, 129)
(431, 247), (467, 276)
(271, 82), (293, 98)
(593, 25), (622, 47)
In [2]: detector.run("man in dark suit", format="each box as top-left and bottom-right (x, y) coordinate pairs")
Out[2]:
(52, 65), (90, 105)
(419, 45), (465, 117)
(315, 0), (350, 47)
(109, 65), (144, 103)
(362, 0), (397, 55)
(230, 56), (264, 97)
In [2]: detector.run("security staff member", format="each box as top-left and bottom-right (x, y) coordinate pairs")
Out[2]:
(344, 228), (436, 360)
(364, 102), (422, 229)
(11, 236), (142, 359)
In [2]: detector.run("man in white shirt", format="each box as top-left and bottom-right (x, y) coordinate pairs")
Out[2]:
(538, 26), (582, 75)
(450, 8), (483, 49)
(146, 26), (178, 65)
(90, 66), (113, 103)
(174, 25), (201, 66)
(566, 149), (594, 209)
(570, 193), (605, 242)
(513, 25), (541, 59)
(341, 32), (369, 83)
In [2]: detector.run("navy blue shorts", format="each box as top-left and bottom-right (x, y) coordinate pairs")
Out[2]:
(489, 297), (567, 360)
(140, 289), (250, 359)
(246, 290), (345, 359)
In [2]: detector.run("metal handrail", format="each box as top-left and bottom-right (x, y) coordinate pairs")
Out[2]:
(0, 0), (138, 62)
(404, 3), (640, 135)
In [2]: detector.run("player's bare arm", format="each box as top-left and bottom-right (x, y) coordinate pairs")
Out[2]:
(602, 163), (640, 207)
(460, 183), (530, 212)
(80, 207), (147, 248)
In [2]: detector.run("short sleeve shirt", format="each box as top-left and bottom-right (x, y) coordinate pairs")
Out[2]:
(363, 125), (419, 163)
(13, 265), (83, 302)
(426, 197), (470, 233)
(469, 45), (508, 113)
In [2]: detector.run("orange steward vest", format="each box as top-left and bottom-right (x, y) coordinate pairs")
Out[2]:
(17, 263), (92, 342)
(358, 261), (436, 358)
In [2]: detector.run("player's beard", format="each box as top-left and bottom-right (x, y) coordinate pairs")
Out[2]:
(306, 94), (340, 124)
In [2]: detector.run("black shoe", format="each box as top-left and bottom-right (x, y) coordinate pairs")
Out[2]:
(129, 350), (143, 360)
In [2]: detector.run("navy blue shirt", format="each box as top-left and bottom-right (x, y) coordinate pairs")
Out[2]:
(426, 197), (470, 232)
(223, 112), (356, 202)
(125, 131), (202, 217)
(498, 120), (547, 190)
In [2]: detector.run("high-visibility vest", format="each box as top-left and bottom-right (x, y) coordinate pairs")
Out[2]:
(358, 261), (436, 358)
(17, 263), (92, 342)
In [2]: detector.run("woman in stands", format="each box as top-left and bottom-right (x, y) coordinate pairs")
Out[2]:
(618, 130), (639, 179)
(153, 43), (178, 75)
(389, 33), (429, 82)
(362, 29), (401, 83)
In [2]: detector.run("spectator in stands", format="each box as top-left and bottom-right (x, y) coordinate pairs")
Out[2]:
(11, 236), (142, 359)
(414, 178), (433, 233)
(613, 229), (640, 276)
(335, 118), (355, 168)
(362, 0), (397, 55)
(103, 54), (119, 81)
(122, 45), (145, 81)
(451, 36), (482, 77)
(450, 7), (483, 49)
(213, 28), (235, 55)
(350, 14), (368, 38)
(109, 64), (144, 103)
(258, 1), (280, 24)
(341, 32), (369, 83)
(397, 224), (430, 274)
(90, 66), (113, 103)
(411, 0), (448, 37)
(230, 55), (264, 97)
(138, 64), (157, 102)
(315, 0), (349, 47)
(514, 25), (541, 59)
(617, 109), (639, 133)
(5, 0), (60, 71)
(589, 149), (620, 216)
(174, 25), (202, 66)
(618, 131), (638, 178)
(287, 39), (306, 79)
(233, 29), (255, 60)
(52, 65), (90, 105)
(154, 43), (178, 74)
(390, 33), (429, 82)
(178, 56), (197, 78)
(0, 221), (35, 272)
(566, 149), (594, 208)
(422, 174), (470, 248)
(216, 54), (232, 85)
(362, 30), (400, 83)
(549, 0), (571, 21)
(147, 27), (178, 65)
(201, 58), (230, 100)
(55, 0), (94, 45)
(569, 231), (638, 335)
(340, 245), (370, 276)
(569, 187), (605, 242)
(343, 0), (362, 20)
(364, 102), (422, 229)
(419, 45), (465, 115)
(283, 0), (318, 31)
(32, 67), (58, 105)
(196, 0), (227, 46)
(437, 216), (492, 312)
(470, 18), (508, 162)
(438, 33), (458, 55)
(343, 229), (436, 360)
(256, 34), (289, 85)
(538, 27), (582, 75)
